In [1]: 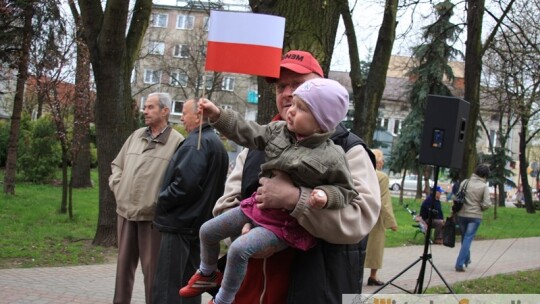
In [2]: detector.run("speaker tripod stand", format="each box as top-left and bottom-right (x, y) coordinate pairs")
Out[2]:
(372, 166), (455, 295)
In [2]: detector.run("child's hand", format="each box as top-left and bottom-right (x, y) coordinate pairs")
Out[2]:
(241, 222), (252, 235)
(308, 189), (327, 209)
(198, 98), (221, 122)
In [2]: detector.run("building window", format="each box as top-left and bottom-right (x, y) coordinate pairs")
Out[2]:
(140, 96), (145, 111)
(200, 45), (207, 57)
(143, 69), (161, 84)
(173, 44), (190, 58)
(172, 100), (184, 114)
(222, 76), (235, 91)
(203, 16), (210, 31)
(149, 41), (165, 55)
(205, 75), (214, 90)
(170, 71), (188, 87)
(177, 15), (195, 30)
(151, 13), (168, 28)
(130, 69), (136, 83)
(197, 75), (214, 90)
(393, 119), (401, 135)
(489, 129), (498, 147)
(382, 118), (389, 130)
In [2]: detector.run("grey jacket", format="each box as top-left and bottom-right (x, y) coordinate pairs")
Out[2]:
(457, 173), (491, 219)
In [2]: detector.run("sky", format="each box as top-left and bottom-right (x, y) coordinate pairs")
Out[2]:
(154, 0), (470, 71)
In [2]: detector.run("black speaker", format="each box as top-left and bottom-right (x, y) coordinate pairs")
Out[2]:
(419, 95), (470, 169)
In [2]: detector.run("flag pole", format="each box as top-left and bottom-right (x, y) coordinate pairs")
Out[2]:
(197, 74), (206, 150)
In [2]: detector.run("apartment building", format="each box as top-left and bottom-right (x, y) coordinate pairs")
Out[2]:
(132, 1), (258, 124)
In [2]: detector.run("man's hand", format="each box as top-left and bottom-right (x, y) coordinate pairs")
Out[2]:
(255, 170), (298, 210)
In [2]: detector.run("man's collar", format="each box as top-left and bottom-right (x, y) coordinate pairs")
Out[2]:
(143, 124), (172, 144)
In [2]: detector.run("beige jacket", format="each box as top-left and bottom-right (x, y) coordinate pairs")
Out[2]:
(109, 127), (184, 221)
(365, 170), (397, 269)
(214, 144), (381, 244)
(457, 173), (491, 219)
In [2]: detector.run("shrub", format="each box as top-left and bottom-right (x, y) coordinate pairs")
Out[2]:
(17, 115), (61, 183)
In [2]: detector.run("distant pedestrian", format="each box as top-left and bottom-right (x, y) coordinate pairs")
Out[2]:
(365, 149), (398, 286)
(455, 164), (491, 272)
(447, 179), (460, 201)
(109, 92), (184, 304)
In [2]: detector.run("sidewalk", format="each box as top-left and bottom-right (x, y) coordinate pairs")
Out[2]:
(1, 237), (539, 303)
(362, 236), (540, 294)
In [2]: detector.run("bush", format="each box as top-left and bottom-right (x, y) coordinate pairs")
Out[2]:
(17, 115), (61, 183)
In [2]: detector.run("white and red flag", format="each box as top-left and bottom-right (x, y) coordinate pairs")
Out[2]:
(205, 10), (285, 78)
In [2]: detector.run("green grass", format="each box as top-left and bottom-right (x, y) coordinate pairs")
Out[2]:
(386, 197), (540, 247)
(428, 269), (540, 294)
(0, 170), (117, 268)
(1, 171), (540, 292)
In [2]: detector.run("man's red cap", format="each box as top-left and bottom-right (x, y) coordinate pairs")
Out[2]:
(266, 50), (324, 82)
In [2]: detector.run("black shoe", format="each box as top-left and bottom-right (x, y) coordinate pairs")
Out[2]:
(455, 267), (465, 272)
(367, 277), (384, 286)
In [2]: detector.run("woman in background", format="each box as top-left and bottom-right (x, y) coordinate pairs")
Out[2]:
(364, 149), (398, 285)
(455, 164), (491, 272)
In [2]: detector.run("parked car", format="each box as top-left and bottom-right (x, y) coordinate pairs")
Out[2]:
(389, 175), (434, 191)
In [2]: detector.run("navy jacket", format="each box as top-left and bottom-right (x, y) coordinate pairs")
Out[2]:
(154, 124), (228, 235)
(420, 195), (444, 221)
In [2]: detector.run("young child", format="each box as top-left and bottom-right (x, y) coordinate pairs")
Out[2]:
(179, 78), (358, 304)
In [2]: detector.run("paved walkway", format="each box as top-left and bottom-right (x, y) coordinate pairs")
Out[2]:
(1, 237), (539, 303)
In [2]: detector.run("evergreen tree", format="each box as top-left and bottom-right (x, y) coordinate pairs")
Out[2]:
(389, 0), (462, 199)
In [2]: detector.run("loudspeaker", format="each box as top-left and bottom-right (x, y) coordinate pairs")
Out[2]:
(419, 95), (470, 169)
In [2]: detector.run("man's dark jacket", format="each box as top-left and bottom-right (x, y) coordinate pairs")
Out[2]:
(154, 123), (229, 234)
(420, 195), (444, 221)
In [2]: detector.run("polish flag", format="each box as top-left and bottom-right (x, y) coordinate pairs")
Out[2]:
(205, 10), (285, 78)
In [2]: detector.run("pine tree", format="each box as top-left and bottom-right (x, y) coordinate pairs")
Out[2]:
(389, 0), (462, 199)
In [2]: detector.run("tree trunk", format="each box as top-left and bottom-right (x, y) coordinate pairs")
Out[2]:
(77, 0), (153, 247)
(92, 67), (133, 247)
(69, 178), (73, 219)
(3, 3), (34, 195)
(249, 0), (341, 124)
(461, 0), (485, 180)
(353, 0), (398, 146)
(337, 0), (363, 131)
(255, 77), (277, 124)
(520, 119), (536, 213)
(60, 143), (69, 214)
(71, 25), (92, 188)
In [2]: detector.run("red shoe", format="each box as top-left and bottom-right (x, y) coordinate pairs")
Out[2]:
(179, 270), (223, 297)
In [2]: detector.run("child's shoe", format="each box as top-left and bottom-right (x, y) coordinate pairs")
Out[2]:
(179, 270), (223, 297)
